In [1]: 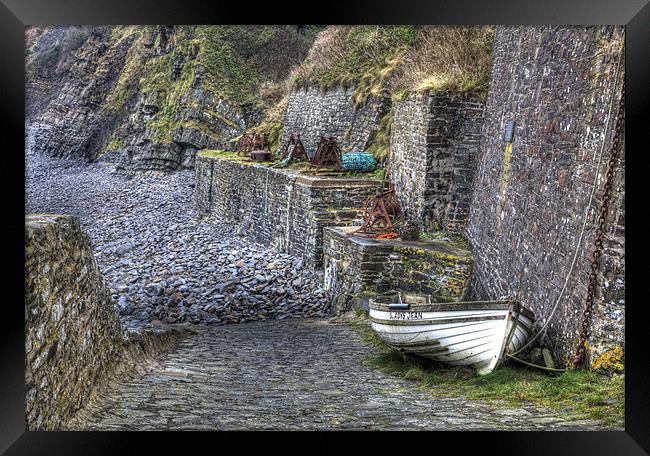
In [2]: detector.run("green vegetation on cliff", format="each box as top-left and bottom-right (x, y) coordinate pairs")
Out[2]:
(27, 25), (493, 160)
(103, 26), (319, 145)
(26, 26), (93, 79)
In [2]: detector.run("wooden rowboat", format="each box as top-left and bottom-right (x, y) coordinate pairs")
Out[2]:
(369, 293), (535, 375)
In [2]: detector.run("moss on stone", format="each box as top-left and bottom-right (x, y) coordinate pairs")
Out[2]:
(104, 27), (148, 115)
(198, 150), (241, 160)
(105, 134), (125, 151)
(365, 108), (393, 162)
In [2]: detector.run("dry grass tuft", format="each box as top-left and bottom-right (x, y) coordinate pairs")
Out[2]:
(288, 25), (494, 104)
(393, 26), (494, 101)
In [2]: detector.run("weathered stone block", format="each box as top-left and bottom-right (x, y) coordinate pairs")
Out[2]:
(390, 91), (484, 235)
(323, 226), (473, 314)
(25, 214), (125, 430)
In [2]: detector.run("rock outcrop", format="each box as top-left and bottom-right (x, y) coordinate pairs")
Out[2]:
(26, 26), (317, 171)
(28, 27), (135, 160)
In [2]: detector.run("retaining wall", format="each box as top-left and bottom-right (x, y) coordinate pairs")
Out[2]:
(322, 226), (473, 314)
(466, 25), (625, 368)
(195, 153), (381, 268)
(280, 86), (390, 153)
(25, 214), (125, 430)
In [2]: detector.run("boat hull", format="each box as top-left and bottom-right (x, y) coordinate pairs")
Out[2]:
(369, 295), (535, 375)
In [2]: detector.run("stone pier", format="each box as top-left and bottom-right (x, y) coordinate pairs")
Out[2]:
(195, 152), (380, 268)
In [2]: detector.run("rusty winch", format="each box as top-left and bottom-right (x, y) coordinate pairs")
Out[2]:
(355, 183), (402, 236)
(237, 133), (253, 156)
(280, 133), (309, 163)
(250, 133), (273, 161)
(310, 136), (342, 171)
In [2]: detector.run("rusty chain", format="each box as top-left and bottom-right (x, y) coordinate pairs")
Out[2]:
(571, 81), (625, 368)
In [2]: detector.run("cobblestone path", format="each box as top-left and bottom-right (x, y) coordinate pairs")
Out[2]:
(74, 319), (604, 430)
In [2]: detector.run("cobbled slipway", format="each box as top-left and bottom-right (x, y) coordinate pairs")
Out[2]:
(26, 149), (331, 331)
(71, 319), (605, 430)
(25, 150), (607, 430)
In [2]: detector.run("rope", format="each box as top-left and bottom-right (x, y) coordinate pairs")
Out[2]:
(505, 354), (568, 373)
(509, 48), (624, 358)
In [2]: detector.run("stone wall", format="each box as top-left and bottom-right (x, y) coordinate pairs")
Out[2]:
(280, 86), (390, 153)
(390, 91), (484, 235)
(195, 153), (380, 268)
(323, 226), (473, 314)
(25, 214), (125, 430)
(466, 26), (625, 368)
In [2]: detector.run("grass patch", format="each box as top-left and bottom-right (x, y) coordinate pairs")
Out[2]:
(250, 96), (288, 152)
(105, 133), (125, 151)
(419, 230), (470, 249)
(290, 26), (420, 106)
(349, 320), (624, 427)
(365, 109), (393, 163)
(197, 149), (284, 166)
(343, 167), (386, 180)
(195, 26), (318, 110)
(198, 149), (244, 160)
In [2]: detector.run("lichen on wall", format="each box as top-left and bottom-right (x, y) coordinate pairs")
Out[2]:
(322, 226), (473, 313)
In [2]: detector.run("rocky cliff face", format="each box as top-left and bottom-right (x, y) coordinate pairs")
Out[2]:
(28, 27), (135, 161)
(26, 26), (317, 171)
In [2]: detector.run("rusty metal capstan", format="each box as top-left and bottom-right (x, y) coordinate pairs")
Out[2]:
(310, 136), (342, 171)
(250, 133), (272, 161)
(280, 133), (309, 163)
(355, 182), (402, 236)
(237, 133), (253, 156)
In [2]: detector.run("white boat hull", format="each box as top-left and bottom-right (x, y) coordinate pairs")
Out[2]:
(369, 295), (535, 375)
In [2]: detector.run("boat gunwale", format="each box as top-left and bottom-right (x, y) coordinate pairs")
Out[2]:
(371, 317), (534, 335)
(369, 298), (535, 321)
(369, 314), (507, 326)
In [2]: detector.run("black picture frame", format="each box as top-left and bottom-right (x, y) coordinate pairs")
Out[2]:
(3, 0), (647, 453)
